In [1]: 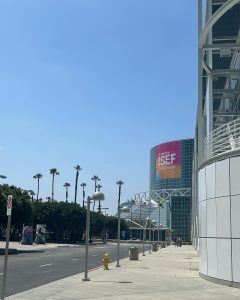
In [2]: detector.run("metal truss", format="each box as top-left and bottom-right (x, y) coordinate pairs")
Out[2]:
(131, 189), (192, 204)
(199, 0), (240, 74)
(122, 189), (191, 228)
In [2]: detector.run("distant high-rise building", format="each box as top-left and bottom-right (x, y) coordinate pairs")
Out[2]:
(149, 139), (194, 242)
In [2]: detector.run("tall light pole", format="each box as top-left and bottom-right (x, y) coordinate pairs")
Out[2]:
(148, 198), (152, 254)
(102, 207), (109, 216)
(82, 191), (105, 282)
(152, 219), (156, 243)
(143, 217), (150, 256)
(80, 183), (87, 207)
(157, 202), (162, 249)
(116, 205), (130, 267)
(116, 180), (124, 267)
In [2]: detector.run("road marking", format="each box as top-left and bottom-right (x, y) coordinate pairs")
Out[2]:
(92, 254), (98, 257)
(72, 258), (79, 261)
(0, 273), (3, 276)
(40, 263), (53, 268)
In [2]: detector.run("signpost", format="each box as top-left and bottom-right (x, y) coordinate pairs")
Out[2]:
(2, 195), (12, 300)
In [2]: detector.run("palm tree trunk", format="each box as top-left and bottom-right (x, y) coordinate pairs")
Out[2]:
(82, 187), (85, 207)
(37, 179), (40, 201)
(93, 179), (97, 211)
(52, 174), (55, 202)
(74, 170), (79, 204)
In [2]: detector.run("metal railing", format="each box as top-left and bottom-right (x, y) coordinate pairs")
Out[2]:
(204, 117), (240, 162)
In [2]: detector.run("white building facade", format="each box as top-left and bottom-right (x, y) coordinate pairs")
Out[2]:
(193, 0), (240, 287)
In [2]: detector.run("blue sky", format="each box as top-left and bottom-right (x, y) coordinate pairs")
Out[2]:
(0, 1), (197, 215)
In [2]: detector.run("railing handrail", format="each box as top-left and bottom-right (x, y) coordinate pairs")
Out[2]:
(204, 118), (240, 162)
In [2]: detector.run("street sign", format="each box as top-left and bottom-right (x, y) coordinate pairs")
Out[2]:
(6, 195), (12, 216)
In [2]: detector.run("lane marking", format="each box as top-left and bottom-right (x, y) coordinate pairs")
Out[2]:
(40, 263), (53, 268)
(0, 273), (3, 276)
(92, 254), (98, 257)
(72, 258), (79, 261)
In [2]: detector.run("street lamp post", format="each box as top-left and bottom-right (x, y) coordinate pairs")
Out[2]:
(151, 219), (156, 247)
(158, 203), (161, 249)
(82, 191), (105, 282)
(116, 180), (124, 268)
(143, 217), (150, 256)
(102, 207), (109, 216)
(116, 205), (130, 267)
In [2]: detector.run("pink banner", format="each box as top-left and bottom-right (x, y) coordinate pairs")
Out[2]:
(156, 141), (181, 179)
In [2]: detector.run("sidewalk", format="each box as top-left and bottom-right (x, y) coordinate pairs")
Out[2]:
(0, 241), (74, 254)
(6, 245), (240, 299)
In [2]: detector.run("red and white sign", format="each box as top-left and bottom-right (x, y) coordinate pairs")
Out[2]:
(7, 195), (12, 216)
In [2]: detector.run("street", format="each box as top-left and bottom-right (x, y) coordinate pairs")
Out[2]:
(0, 243), (134, 297)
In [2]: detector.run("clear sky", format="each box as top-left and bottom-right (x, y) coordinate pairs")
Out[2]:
(0, 1), (197, 215)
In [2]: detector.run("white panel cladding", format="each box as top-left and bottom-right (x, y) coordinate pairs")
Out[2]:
(215, 159), (230, 198)
(231, 195), (240, 238)
(217, 239), (232, 281)
(206, 163), (215, 199)
(199, 238), (208, 275)
(216, 196), (231, 238)
(198, 168), (206, 202)
(232, 239), (240, 282)
(199, 200), (207, 237)
(230, 156), (240, 196)
(207, 238), (217, 278)
(207, 198), (216, 237)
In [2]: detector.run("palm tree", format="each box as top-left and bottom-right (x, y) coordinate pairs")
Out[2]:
(50, 168), (60, 202)
(80, 182), (87, 207)
(74, 165), (82, 204)
(63, 182), (71, 202)
(91, 175), (100, 211)
(96, 184), (102, 213)
(28, 190), (35, 202)
(33, 173), (43, 201)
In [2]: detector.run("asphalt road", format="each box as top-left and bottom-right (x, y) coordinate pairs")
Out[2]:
(0, 243), (137, 297)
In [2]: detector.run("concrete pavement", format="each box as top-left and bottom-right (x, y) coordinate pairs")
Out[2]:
(6, 244), (240, 300)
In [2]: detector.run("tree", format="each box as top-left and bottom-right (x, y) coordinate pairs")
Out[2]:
(50, 168), (60, 202)
(0, 184), (32, 239)
(63, 182), (71, 202)
(33, 173), (43, 201)
(91, 175), (100, 211)
(80, 182), (87, 207)
(28, 190), (35, 202)
(74, 165), (82, 204)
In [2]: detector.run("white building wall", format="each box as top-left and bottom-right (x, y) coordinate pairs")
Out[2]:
(198, 155), (240, 283)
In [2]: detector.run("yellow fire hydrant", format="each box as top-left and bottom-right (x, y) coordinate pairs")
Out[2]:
(102, 253), (110, 270)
